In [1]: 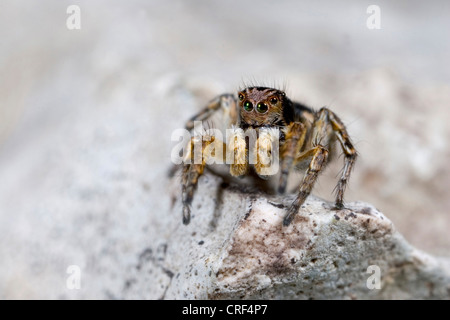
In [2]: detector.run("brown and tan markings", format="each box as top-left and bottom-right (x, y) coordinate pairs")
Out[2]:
(180, 86), (357, 226)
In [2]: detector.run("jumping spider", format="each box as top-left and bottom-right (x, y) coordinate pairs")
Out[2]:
(181, 86), (357, 226)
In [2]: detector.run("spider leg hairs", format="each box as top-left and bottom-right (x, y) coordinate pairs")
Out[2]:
(180, 86), (357, 226)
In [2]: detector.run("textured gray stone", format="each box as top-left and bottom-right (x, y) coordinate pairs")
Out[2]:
(1, 0), (450, 300)
(123, 171), (450, 300)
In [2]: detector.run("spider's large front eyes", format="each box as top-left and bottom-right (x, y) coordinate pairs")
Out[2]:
(256, 102), (268, 113)
(243, 101), (253, 111)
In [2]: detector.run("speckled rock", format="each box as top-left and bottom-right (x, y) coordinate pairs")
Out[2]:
(1, 1), (450, 300)
(122, 171), (450, 300)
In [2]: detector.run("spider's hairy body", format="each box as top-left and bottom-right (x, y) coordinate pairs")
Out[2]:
(181, 86), (357, 226)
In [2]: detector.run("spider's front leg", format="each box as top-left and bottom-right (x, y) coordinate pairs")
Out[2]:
(169, 93), (237, 179)
(283, 145), (329, 226)
(278, 122), (307, 194)
(181, 133), (224, 225)
(283, 107), (357, 226)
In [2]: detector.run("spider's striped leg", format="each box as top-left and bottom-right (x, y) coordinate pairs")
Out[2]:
(181, 134), (224, 224)
(185, 94), (237, 131)
(278, 122), (306, 194)
(283, 145), (329, 226)
(318, 108), (357, 209)
(283, 108), (331, 226)
(169, 94), (236, 179)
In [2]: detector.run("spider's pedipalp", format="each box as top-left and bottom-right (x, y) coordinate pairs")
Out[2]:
(254, 127), (281, 178)
(227, 126), (248, 177)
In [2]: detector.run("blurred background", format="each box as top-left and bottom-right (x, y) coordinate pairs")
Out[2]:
(0, 0), (449, 298)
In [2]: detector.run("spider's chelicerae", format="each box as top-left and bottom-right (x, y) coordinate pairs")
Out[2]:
(181, 86), (357, 226)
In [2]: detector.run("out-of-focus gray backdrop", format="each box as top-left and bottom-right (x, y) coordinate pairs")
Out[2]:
(0, 0), (449, 298)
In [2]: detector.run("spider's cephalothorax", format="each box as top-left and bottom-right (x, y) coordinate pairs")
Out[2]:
(181, 86), (357, 226)
(238, 87), (286, 128)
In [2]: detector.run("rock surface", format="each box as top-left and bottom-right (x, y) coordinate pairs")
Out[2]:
(1, 1), (449, 299)
(122, 171), (450, 299)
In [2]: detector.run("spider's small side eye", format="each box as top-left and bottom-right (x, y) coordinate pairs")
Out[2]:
(243, 101), (253, 111)
(238, 93), (244, 101)
(256, 103), (268, 113)
(270, 97), (278, 105)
